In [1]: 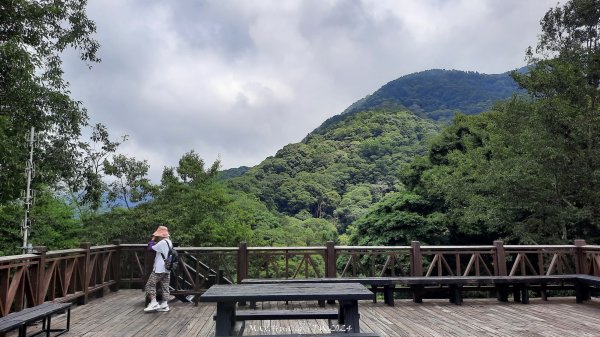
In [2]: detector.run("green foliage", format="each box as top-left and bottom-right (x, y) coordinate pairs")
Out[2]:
(0, 188), (81, 254)
(0, 0), (100, 204)
(29, 188), (81, 250)
(81, 151), (281, 247)
(351, 191), (447, 246)
(103, 154), (154, 208)
(350, 0), (600, 246)
(0, 203), (22, 255)
(228, 109), (439, 233)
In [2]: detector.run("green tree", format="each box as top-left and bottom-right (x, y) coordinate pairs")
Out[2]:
(103, 154), (153, 209)
(387, 0), (600, 244)
(499, 0), (600, 242)
(1, 0), (100, 204)
(350, 191), (447, 246)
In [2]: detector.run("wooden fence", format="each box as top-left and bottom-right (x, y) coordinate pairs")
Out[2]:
(1, 240), (599, 317)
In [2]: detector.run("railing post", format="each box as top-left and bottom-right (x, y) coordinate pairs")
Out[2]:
(494, 240), (507, 276)
(237, 242), (248, 283)
(144, 240), (154, 283)
(33, 246), (47, 306)
(111, 240), (121, 292)
(574, 239), (586, 275)
(325, 241), (336, 278)
(78, 242), (91, 305)
(411, 241), (423, 276)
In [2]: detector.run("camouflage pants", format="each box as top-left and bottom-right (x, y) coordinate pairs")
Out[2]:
(145, 272), (170, 299)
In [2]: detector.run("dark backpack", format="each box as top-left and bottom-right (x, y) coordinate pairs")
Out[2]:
(161, 241), (179, 271)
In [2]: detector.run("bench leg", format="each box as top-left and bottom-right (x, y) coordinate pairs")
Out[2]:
(411, 285), (424, 303)
(540, 284), (547, 301)
(46, 316), (51, 337)
(383, 285), (395, 306)
(449, 285), (462, 305)
(371, 285), (378, 303)
(496, 284), (509, 302)
(513, 285), (521, 303)
(575, 281), (590, 304)
(521, 284), (529, 304)
(66, 307), (71, 333)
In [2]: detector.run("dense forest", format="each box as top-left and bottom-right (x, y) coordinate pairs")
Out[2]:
(1, 0), (599, 255)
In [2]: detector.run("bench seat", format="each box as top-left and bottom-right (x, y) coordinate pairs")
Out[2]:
(236, 309), (338, 321)
(214, 309), (339, 321)
(0, 302), (71, 337)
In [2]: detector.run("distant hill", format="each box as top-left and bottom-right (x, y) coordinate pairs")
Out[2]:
(218, 166), (250, 180)
(315, 69), (520, 134)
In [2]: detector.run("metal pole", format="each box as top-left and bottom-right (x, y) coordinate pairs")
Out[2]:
(22, 126), (35, 253)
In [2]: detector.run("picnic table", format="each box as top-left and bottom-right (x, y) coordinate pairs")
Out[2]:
(198, 282), (374, 336)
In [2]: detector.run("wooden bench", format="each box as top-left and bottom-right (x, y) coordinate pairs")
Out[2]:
(243, 275), (588, 306)
(575, 275), (600, 303)
(393, 275), (581, 305)
(0, 302), (71, 337)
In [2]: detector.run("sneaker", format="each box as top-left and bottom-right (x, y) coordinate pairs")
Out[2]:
(157, 302), (170, 312)
(144, 300), (160, 312)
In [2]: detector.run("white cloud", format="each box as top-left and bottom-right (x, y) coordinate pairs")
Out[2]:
(62, 0), (561, 182)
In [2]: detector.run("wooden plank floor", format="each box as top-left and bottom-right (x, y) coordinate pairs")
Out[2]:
(6, 289), (600, 336)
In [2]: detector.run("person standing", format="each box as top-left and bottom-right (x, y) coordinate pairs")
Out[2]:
(144, 225), (173, 312)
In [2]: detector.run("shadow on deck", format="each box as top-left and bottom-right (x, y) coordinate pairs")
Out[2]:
(6, 289), (600, 337)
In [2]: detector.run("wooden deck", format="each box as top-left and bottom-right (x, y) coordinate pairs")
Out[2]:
(6, 289), (600, 337)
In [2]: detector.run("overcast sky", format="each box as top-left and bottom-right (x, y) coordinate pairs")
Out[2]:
(62, 0), (560, 182)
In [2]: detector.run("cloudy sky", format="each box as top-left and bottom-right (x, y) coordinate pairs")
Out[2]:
(63, 0), (560, 182)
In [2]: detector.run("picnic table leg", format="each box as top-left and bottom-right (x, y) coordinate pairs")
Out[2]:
(215, 301), (236, 336)
(339, 299), (360, 333)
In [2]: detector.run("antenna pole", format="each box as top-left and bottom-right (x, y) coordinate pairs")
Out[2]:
(22, 126), (35, 253)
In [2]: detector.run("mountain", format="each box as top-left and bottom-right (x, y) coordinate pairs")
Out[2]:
(315, 69), (520, 134)
(226, 68), (522, 232)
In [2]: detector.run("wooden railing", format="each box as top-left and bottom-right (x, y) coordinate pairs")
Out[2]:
(0, 242), (119, 317)
(1, 239), (599, 316)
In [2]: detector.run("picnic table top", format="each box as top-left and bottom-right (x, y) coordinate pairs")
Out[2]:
(198, 282), (374, 302)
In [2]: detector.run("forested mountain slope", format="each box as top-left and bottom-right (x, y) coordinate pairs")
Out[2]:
(226, 69), (521, 233)
(227, 109), (439, 232)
